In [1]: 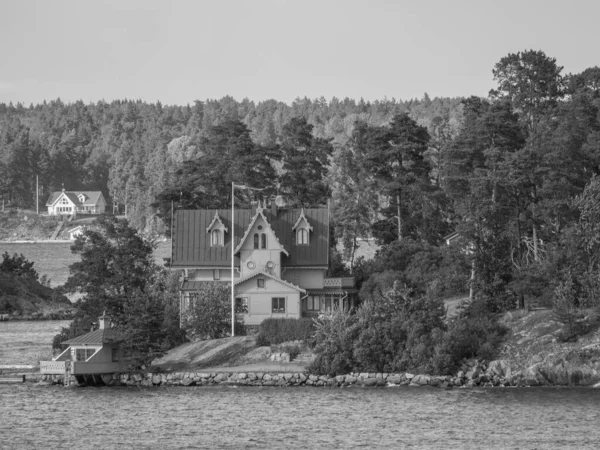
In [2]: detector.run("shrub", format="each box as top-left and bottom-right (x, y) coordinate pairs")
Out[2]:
(307, 308), (359, 376)
(181, 282), (244, 339)
(256, 318), (314, 346)
(438, 306), (508, 367)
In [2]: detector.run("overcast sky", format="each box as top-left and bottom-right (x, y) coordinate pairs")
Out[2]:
(1, 0), (598, 106)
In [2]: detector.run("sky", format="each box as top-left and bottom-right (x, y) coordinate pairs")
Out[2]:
(0, 0), (599, 106)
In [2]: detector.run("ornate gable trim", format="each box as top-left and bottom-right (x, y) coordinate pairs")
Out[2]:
(292, 208), (313, 231)
(234, 271), (305, 293)
(233, 204), (289, 256)
(205, 212), (228, 234)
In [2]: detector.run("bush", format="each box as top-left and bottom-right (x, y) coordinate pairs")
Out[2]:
(256, 318), (314, 346)
(307, 308), (359, 376)
(438, 305), (508, 368)
(182, 282), (244, 339)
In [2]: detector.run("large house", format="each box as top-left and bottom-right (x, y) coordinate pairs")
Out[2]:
(172, 201), (357, 327)
(46, 189), (107, 216)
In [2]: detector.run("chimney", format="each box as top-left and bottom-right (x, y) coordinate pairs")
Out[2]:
(98, 311), (111, 330)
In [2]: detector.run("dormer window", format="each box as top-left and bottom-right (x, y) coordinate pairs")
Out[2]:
(261, 234), (267, 249)
(206, 212), (228, 247)
(254, 233), (259, 249)
(211, 229), (223, 246)
(78, 194), (86, 203)
(292, 208), (313, 246)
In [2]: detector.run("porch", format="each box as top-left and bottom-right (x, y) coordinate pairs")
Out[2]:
(302, 277), (358, 318)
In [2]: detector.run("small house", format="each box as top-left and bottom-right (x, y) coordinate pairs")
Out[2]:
(40, 313), (123, 385)
(46, 188), (107, 217)
(172, 201), (358, 328)
(66, 226), (85, 240)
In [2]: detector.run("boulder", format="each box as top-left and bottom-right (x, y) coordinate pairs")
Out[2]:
(412, 374), (429, 386)
(151, 374), (162, 385)
(181, 378), (195, 386)
(362, 378), (379, 387)
(387, 375), (402, 385)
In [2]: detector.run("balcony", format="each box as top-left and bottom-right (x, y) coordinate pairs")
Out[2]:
(323, 277), (355, 289)
(40, 360), (68, 375)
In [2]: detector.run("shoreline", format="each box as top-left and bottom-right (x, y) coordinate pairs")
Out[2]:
(0, 240), (73, 244)
(15, 366), (600, 388)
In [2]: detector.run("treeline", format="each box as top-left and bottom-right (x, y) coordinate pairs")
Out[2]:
(0, 94), (462, 232)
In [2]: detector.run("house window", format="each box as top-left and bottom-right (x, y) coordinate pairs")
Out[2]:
(76, 348), (95, 361)
(254, 233), (259, 249)
(297, 228), (309, 245)
(235, 297), (249, 313)
(324, 297), (332, 312)
(213, 269), (220, 280)
(211, 229), (222, 246)
(112, 348), (119, 362)
(272, 297), (285, 313)
(306, 295), (320, 311)
(60, 198), (68, 205)
(261, 233), (267, 249)
(257, 278), (265, 288)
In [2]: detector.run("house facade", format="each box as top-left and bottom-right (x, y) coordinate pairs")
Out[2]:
(172, 201), (357, 327)
(46, 189), (107, 216)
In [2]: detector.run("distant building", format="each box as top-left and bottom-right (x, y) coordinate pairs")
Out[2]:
(171, 201), (357, 327)
(46, 188), (107, 216)
(66, 225), (85, 240)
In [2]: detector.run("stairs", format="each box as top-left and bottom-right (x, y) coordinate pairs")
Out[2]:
(50, 221), (64, 240)
(291, 352), (315, 365)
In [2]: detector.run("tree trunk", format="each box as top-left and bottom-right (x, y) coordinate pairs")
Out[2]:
(397, 192), (402, 241)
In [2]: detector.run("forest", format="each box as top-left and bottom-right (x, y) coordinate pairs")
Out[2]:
(4, 49), (600, 371)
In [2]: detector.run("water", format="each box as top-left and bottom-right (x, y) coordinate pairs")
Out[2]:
(0, 320), (71, 365)
(0, 384), (599, 449)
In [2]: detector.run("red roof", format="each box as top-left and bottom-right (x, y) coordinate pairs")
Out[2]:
(172, 208), (329, 268)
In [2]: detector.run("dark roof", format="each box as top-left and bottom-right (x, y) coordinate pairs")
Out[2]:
(46, 191), (105, 207)
(172, 208), (329, 268)
(62, 328), (121, 345)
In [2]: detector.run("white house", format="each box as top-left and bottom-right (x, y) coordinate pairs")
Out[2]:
(46, 189), (107, 216)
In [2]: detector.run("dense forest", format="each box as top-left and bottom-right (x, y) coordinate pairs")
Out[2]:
(6, 48), (598, 373)
(3, 50), (600, 306)
(0, 91), (462, 233)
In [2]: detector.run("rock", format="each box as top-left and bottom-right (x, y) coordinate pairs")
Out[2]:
(376, 373), (383, 379)
(362, 378), (379, 387)
(263, 374), (272, 381)
(465, 367), (480, 379)
(486, 360), (509, 377)
(237, 373), (247, 380)
(298, 373), (307, 382)
(308, 375), (318, 381)
(336, 375), (346, 383)
(247, 373), (257, 381)
(359, 372), (370, 379)
(387, 375), (402, 385)
(593, 382), (600, 389)
(412, 374), (429, 386)
(405, 373), (414, 379)
(376, 378), (387, 386)
(181, 378), (195, 386)
(345, 376), (357, 384)
(198, 372), (210, 379)
(151, 375), (162, 385)
(213, 373), (225, 383)
(132, 373), (142, 382)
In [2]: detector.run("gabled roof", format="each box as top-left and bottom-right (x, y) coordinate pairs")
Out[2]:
(62, 328), (122, 345)
(233, 206), (289, 256)
(206, 212), (228, 233)
(46, 191), (104, 207)
(172, 208), (329, 268)
(234, 271), (306, 293)
(292, 208), (313, 231)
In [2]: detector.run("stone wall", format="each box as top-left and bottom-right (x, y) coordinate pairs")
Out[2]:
(32, 357), (600, 388)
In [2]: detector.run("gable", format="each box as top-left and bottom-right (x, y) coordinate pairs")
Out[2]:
(235, 271), (305, 293)
(234, 209), (288, 256)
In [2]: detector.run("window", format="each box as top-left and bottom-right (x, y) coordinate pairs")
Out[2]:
(324, 297), (332, 312)
(306, 295), (320, 311)
(297, 228), (309, 245)
(75, 348), (95, 361)
(272, 297), (285, 313)
(257, 278), (265, 288)
(254, 233), (259, 249)
(211, 229), (222, 246)
(60, 198), (68, 205)
(112, 347), (119, 362)
(261, 233), (267, 249)
(213, 269), (220, 280)
(235, 297), (248, 313)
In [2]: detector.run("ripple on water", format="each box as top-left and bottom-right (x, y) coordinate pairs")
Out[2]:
(1, 385), (600, 449)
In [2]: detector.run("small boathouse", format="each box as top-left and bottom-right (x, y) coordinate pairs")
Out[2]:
(40, 312), (123, 385)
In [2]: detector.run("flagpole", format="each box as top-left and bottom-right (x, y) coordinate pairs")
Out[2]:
(231, 181), (235, 337)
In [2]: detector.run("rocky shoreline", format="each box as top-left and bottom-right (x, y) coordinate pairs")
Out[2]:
(26, 358), (600, 388)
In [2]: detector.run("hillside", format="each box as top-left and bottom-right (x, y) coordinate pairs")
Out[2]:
(0, 270), (72, 319)
(0, 210), (61, 241)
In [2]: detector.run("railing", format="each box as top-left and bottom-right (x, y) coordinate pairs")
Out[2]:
(323, 277), (355, 289)
(40, 360), (67, 375)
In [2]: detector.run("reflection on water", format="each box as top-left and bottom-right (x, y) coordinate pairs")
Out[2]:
(1, 384), (599, 449)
